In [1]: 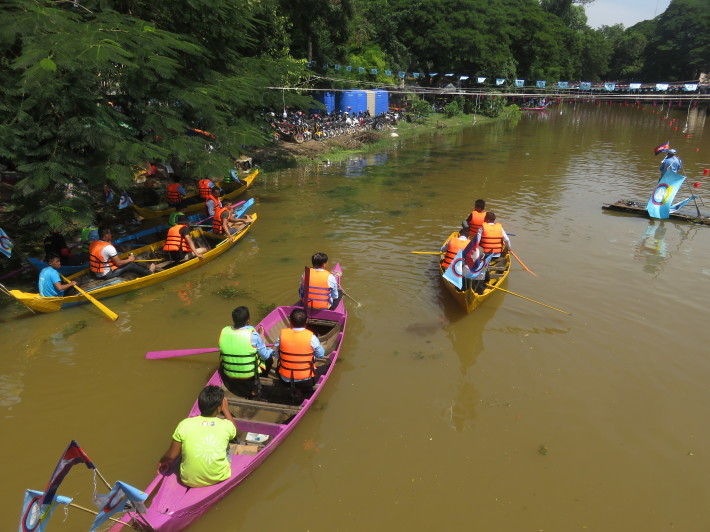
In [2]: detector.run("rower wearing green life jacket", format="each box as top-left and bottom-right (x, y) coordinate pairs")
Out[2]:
(299, 252), (341, 310)
(218, 306), (274, 398)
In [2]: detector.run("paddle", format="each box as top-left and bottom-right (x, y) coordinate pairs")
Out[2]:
(340, 287), (362, 307)
(411, 251), (441, 255)
(146, 347), (219, 360)
(61, 274), (118, 321)
(485, 284), (569, 315)
(509, 250), (538, 277)
(192, 200), (247, 226)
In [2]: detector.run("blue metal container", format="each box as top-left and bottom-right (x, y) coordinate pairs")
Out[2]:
(373, 89), (389, 115)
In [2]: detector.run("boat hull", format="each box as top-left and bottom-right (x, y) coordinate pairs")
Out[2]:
(133, 169), (258, 220)
(9, 204), (256, 314)
(112, 265), (346, 531)
(439, 232), (511, 313)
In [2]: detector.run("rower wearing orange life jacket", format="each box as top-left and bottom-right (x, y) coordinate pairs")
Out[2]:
(440, 228), (470, 269)
(474, 212), (511, 257)
(166, 176), (189, 208)
(211, 199), (253, 239)
(273, 308), (326, 390)
(89, 227), (155, 280)
(162, 215), (205, 262)
(465, 199), (487, 235)
(196, 177), (216, 200)
(205, 187), (223, 218)
(299, 252), (341, 310)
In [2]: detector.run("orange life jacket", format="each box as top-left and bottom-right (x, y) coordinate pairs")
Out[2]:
(163, 224), (190, 252)
(166, 183), (183, 204)
(205, 194), (221, 216)
(442, 236), (469, 269)
(88, 241), (118, 275)
(468, 210), (487, 234)
(212, 205), (229, 234)
(197, 179), (213, 199)
(278, 328), (315, 381)
(304, 269), (331, 309)
(480, 223), (504, 254)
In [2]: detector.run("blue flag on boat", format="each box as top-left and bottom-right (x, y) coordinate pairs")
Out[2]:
(19, 489), (73, 532)
(42, 440), (95, 505)
(647, 170), (686, 219)
(89, 481), (148, 532)
(443, 250), (465, 289)
(0, 227), (14, 258)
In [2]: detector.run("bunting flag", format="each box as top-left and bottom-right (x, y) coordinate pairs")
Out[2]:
(604, 83), (616, 91)
(629, 83), (642, 90)
(684, 84), (698, 91)
(384, 70), (391, 76)
(398, 71), (405, 78)
(536, 80), (546, 88)
(580, 82), (592, 90)
(654, 142), (670, 155)
(118, 191), (134, 209)
(445, 73), (454, 77)
(557, 81), (569, 89)
(19, 490), (73, 532)
(430, 72), (438, 77)
(477, 77), (486, 83)
(670, 196), (695, 213)
(89, 481), (148, 532)
(358, 67), (364, 74)
(345, 66), (352, 72)
(323, 64), (329, 69)
(370, 68), (377, 75)
(443, 250), (465, 289)
(495, 78), (505, 86)
(412, 72), (420, 78)
(42, 440), (95, 505)
(459, 75), (469, 80)
(656, 83), (669, 91)
(334, 64), (340, 70)
(0, 227), (13, 258)
(647, 170), (686, 219)
(514, 79), (524, 87)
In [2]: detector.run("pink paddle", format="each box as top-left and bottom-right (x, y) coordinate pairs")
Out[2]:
(145, 348), (219, 360)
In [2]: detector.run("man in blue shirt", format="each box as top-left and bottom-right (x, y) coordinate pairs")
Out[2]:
(38, 254), (77, 297)
(660, 149), (682, 177)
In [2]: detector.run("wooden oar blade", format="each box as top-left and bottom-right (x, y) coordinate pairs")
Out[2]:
(61, 274), (119, 321)
(146, 348), (220, 360)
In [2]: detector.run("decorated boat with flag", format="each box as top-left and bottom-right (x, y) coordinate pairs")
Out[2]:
(6, 201), (256, 314)
(439, 232), (511, 313)
(110, 265), (346, 532)
(133, 168), (258, 220)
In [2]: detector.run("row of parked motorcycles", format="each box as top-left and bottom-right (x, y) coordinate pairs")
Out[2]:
(263, 111), (400, 143)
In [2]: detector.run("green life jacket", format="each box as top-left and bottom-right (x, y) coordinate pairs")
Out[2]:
(80, 226), (99, 253)
(219, 326), (262, 379)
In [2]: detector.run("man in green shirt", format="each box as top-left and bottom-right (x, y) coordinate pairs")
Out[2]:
(157, 386), (237, 487)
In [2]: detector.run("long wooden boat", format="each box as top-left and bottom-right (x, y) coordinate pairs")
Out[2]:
(133, 168), (258, 220)
(439, 232), (511, 313)
(111, 264), (346, 532)
(6, 203), (256, 314)
(25, 204), (242, 275)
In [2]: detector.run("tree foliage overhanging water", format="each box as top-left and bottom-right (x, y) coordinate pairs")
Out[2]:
(0, 0), (708, 230)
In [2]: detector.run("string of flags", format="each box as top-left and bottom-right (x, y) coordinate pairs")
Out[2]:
(306, 62), (701, 92)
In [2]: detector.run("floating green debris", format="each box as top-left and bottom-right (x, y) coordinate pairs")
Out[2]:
(257, 303), (276, 318)
(61, 320), (87, 338)
(214, 287), (248, 299)
(538, 445), (549, 456)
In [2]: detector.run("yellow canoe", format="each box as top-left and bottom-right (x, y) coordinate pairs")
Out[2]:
(133, 168), (258, 220)
(439, 231), (511, 313)
(8, 214), (257, 314)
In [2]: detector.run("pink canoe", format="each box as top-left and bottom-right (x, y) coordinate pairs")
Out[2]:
(112, 264), (346, 531)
